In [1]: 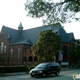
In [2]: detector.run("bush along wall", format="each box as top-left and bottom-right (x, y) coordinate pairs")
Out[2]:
(0, 65), (35, 73)
(0, 66), (27, 73)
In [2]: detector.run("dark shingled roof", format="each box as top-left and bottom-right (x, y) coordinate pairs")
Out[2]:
(2, 23), (75, 45)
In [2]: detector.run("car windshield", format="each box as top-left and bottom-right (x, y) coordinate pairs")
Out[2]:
(36, 63), (49, 68)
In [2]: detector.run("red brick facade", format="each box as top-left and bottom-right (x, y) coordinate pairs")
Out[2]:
(0, 39), (71, 66)
(0, 28), (39, 66)
(0, 26), (74, 66)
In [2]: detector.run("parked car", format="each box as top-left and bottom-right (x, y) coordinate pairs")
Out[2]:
(29, 62), (61, 77)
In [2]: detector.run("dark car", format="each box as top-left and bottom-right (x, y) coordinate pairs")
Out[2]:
(29, 62), (61, 77)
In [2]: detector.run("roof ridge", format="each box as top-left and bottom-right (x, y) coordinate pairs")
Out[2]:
(23, 23), (61, 31)
(2, 25), (17, 30)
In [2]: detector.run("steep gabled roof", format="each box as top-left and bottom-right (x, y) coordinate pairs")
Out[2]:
(2, 23), (74, 45)
(58, 27), (70, 42)
(21, 23), (62, 44)
(2, 26), (21, 44)
(68, 32), (75, 41)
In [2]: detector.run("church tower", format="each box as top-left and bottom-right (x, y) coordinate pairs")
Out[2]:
(18, 22), (23, 32)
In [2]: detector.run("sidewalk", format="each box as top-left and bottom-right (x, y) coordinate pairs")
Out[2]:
(0, 72), (27, 76)
(61, 67), (80, 71)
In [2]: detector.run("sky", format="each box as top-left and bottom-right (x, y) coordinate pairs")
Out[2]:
(0, 0), (80, 39)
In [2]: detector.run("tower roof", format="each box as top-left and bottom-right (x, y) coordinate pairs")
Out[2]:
(18, 22), (23, 30)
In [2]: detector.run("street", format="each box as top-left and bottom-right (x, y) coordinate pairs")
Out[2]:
(0, 70), (80, 80)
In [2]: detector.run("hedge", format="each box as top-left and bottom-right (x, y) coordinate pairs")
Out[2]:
(0, 65), (35, 73)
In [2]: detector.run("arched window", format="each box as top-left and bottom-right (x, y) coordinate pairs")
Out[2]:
(4, 45), (6, 53)
(1, 42), (4, 53)
(29, 56), (32, 62)
(18, 48), (20, 62)
(34, 56), (37, 62)
(10, 49), (13, 62)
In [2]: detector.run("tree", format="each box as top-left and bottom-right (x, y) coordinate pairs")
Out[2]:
(31, 31), (61, 62)
(25, 0), (80, 25)
(71, 40), (80, 67)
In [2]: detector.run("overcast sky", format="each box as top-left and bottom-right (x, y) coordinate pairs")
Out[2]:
(0, 0), (80, 39)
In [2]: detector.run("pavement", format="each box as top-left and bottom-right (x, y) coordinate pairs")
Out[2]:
(0, 68), (78, 76)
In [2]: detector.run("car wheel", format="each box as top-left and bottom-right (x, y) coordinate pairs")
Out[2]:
(42, 73), (46, 77)
(55, 71), (59, 76)
(31, 74), (34, 77)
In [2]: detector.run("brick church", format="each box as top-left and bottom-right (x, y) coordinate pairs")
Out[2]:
(0, 23), (75, 66)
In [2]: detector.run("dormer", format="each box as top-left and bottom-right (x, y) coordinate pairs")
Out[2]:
(18, 22), (23, 32)
(53, 29), (58, 35)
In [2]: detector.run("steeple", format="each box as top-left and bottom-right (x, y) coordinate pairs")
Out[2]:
(18, 22), (23, 32)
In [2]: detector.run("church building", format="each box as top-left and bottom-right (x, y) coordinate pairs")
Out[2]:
(0, 23), (75, 66)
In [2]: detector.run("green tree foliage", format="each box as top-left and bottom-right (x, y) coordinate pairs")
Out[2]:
(75, 45), (80, 66)
(71, 43), (76, 65)
(71, 40), (80, 66)
(25, 0), (80, 24)
(31, 31), (61, 62)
